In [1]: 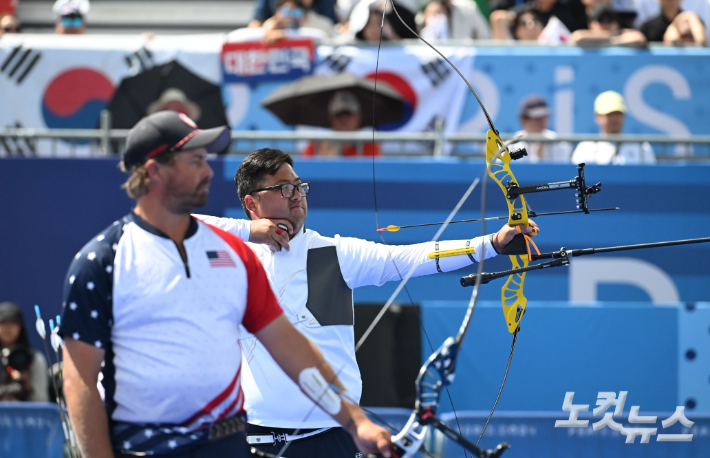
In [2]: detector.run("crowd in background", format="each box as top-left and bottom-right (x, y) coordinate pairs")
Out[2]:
(234, 0), (709, 46)
(0, 0), (707, 45)
(0, 0), (693, 164)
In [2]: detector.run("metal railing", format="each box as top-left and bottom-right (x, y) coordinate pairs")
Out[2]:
(2, 124), (710, 161)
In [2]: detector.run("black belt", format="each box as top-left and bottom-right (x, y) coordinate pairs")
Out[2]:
(115, 413), (247, 456)
(208, 414), (247, 442)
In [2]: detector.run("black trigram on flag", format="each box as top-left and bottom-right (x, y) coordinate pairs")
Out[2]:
(0, 121), (38, 156)
(1, 46), (42, 85)
(421, 58), (451, 87)
(322, 53), (352, 73)
(125, 46), (155, 72)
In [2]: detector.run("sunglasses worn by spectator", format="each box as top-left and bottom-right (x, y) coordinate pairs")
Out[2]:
(2, 26), (20, 32)
(280, 6), (304, 20)
(62, 15), (83, 29)
(251, 182), (310, 198)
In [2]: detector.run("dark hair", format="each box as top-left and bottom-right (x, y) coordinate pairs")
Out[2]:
(590, 5), (618, 24)
(235, 148), (294, 219)
(276, 0), (304, 8)
(0, 302), (30, 350)
(514, 8), (543, 29)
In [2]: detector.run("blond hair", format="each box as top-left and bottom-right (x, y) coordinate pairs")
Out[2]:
(119, 153), (176, 199)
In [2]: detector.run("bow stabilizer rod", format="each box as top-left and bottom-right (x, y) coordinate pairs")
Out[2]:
(461, 258), (569, 287)
(531, 236), (710, 261)
(460, 236), (710, 287)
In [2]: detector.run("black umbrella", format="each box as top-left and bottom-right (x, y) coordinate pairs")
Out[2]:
(105, 60), (228, 129)
(261, 72), (407, 128)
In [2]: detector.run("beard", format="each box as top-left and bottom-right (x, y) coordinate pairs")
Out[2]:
(163, 176), (211, 214)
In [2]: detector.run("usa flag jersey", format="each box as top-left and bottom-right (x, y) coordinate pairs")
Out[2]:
(58, 212), (282, 454)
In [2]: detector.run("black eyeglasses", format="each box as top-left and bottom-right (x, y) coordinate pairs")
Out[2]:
(2, 26), (20, 33)
(251, 182), (310, 198)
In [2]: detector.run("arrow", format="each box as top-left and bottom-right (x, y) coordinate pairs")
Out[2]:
(377, 207), (620, 232)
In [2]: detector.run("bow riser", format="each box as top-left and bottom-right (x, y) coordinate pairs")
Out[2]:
(390, 412), (429, 458)
(485, 130), (532, 333)
(485, 130), (530, 228)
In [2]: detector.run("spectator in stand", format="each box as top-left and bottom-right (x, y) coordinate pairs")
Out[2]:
(0, 302), (50, 402)
(510, 96), (572, 163)
(0, 345), (35, 401)
(571, 4), (647, 46)
(490, 0), (588, 40)
(262, 0), (335, 42)
(0, 13), (20, 36)
(53, 0), (89, 35)
(146, 88), (202, 122)
(348, 0), (418, 40)
(418, 0), (492, 40)
(639, 0), (706, 44)
(349, 1), (400, 41)
(250, 0), (337, 27)
(572, 91), (656, 164)
(302, 91), (380, 156)
(580, 0), (638, 28)
(663, 9), (707, 43)
(634, 0), (710, 31)
(0, 0), (18, 20)
(511, 9), (545, 39)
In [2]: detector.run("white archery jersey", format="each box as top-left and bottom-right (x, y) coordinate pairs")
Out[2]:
(59, 213), (283, 434)
(197, 215), (497, 428)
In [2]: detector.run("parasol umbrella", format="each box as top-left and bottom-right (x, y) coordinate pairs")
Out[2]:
(261, 72), (408, 128)
(105, 60), (228, 130)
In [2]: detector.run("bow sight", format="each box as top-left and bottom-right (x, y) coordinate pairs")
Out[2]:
(505, 161), (603, 219)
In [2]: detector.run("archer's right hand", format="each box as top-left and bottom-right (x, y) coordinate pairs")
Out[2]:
(248, 219), (293, 252)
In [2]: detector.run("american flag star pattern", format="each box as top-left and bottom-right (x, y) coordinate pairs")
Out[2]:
(206, 250), (236, 268)
(58, 213), (283, 454)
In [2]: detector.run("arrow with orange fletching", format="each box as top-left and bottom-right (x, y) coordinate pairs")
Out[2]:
(378, 207), (619, 232)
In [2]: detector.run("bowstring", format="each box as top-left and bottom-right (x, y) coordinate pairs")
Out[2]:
(277, 3), (514, 455)
(366, 4), (479, 457)
(383, 2), (531, 447)
(387, 2), (497, 135)
(365, 2), (520, 456)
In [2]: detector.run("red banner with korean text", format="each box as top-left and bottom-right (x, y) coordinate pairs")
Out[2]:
(221, 39), (315, 83)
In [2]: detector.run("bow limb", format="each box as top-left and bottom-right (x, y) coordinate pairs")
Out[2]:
(388, 337), (510, 458)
